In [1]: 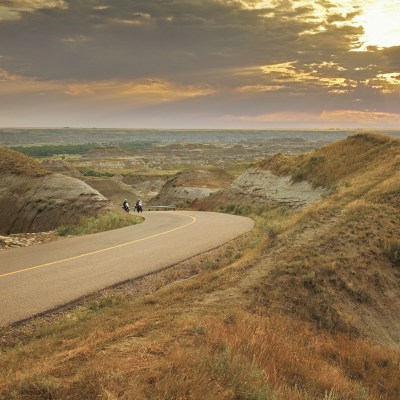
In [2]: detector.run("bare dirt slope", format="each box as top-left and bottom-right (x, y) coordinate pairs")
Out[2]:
(0, 148), (111, 234)
(194, 159), (328, 212)
(150, 167), (233, 206)
(81, 176), (139, 207)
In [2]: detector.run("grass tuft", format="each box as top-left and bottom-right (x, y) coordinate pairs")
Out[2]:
(384, 239), (400, 267)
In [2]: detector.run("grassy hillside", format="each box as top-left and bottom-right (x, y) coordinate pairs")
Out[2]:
(1, 133), (399, 400)
(0, 147), (48, 177)
(260, 132), (399, 190)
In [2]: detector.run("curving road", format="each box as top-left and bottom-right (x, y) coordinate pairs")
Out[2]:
(0, 211), (254, 326)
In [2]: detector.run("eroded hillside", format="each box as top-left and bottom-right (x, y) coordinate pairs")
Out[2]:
(150, 167), (234, 206)
(0, 148), (111, 234)
(245, 133), (400, 342)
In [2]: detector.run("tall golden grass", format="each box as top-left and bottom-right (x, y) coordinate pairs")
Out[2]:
(0, 147), (48, 177)
(1, 305), (399, 399)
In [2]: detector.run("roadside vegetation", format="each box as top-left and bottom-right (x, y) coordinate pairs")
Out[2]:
(1, 133), (399, 399)
(57, 212), (142, 236)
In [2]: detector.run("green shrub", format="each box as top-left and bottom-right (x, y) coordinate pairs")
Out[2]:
(291, 167), (305, 183)
(81, 169), (114, 177)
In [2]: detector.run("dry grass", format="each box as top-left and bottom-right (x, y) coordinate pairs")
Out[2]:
(260, 133), (399, 190)
(0, 147), (48, 177)
(1, 303), (399, 399)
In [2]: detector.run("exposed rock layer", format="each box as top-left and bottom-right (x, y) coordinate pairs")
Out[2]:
(150, 168), (233, 206)
(230, 169), (327, 209)
(0, 173), (111, 234)
(194, 168), (327, 210)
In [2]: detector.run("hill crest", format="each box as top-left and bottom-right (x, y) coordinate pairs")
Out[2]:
(259, 132), (399, 189)
(0, 147), (48, 177)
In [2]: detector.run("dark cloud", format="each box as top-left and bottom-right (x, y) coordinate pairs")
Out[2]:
(382, 46), (400, 70)
(0, 0), (320, 82)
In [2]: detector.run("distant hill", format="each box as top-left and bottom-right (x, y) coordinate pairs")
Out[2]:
(149, 167), (234, 207)
(0, 148), (111, 234)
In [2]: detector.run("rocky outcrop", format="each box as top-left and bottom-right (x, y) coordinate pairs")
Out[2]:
(230, 169), (327, 209)
(154, 185), (220, 205)
(150, 168), (233, 206)
(0, 231), (58, 250)
(194, 168), (328, 211)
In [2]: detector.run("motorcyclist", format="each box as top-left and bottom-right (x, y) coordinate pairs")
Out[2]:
(135, 199), (143, 213)
(122, 199), (130, 212)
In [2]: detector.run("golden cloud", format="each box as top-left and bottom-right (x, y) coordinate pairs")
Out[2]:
(65, 79), (216, 104)
(222, 109), (400, 125)
(366, 72), (400, 94)
(0, 69), (65, 94)
(257, 62), (357, 94)
(320, 109), (400, 124)
(0, 0), (67, 20)
(221, 111), (317, 122)
(7, 0), (66, 10)
(0, 70), (216, 104)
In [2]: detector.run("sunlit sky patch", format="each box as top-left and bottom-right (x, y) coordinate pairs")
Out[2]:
(355, 0), (400, 49)
(0, 0), (399, 128)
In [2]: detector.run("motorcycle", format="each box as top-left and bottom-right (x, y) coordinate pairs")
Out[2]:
(122, 201), (130, 212)
(135, 201), (143, 213)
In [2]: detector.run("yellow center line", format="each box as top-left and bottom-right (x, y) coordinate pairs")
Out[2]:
(0, 215), (196, 279)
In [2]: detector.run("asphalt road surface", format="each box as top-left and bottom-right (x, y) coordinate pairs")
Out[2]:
(0, 211), (254, 326)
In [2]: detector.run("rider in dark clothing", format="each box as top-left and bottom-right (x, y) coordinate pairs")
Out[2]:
(122, 199), (130, 212)
(135, 199), (143, 213)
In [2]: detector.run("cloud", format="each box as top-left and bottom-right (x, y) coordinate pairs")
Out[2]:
(222, 109), (400, 127)
(0, 68), (216, 105)
(0, 0), (67, 20)
(0, 0), (399, 127)
(61, 34), (91, 43)
(320, 109), (400, 124)
(0, 0), (332, 81)
(235, 84), (285, 93)
(64, 78), (216, 104)
(0, 68), (65, 94)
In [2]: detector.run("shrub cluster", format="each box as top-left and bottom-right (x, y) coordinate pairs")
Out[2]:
(57, 212), (139, 236)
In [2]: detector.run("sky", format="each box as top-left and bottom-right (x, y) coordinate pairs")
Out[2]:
(0, 0), (399, 129)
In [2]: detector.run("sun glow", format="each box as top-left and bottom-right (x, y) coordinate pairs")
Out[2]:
(241, 1), (400, 50)
(356, 0), (400, 49)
